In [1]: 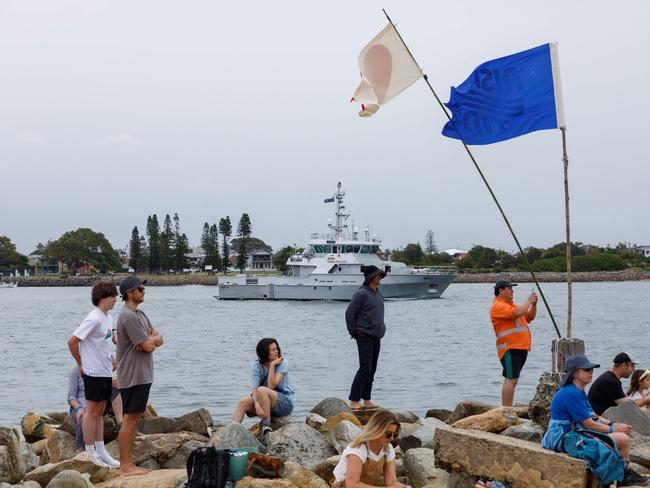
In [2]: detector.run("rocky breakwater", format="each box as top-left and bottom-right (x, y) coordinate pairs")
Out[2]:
(5, 398), (650, 487)
(454, 269), (650, 284)
(14, 273), (219, 288)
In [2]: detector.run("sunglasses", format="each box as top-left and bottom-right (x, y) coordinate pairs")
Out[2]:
(580, 368), (594, 372)
(137, 286), (145, 293)
(384, 431), (399, 439)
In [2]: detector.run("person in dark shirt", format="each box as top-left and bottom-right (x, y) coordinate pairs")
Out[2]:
(588, 352), (639, 415)
(345, 265), (386, 411)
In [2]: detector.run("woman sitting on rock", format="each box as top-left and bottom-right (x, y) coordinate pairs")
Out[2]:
(626, 369), (650, 414)
(231, 337), (294, 437)
(542, 355), (648, 487)
(331, 410), (409, 488)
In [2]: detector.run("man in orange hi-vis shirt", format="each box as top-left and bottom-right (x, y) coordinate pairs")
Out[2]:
(490, 279), (538, 406)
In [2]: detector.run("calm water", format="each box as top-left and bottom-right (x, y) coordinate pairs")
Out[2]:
(1, 281), (649, 426)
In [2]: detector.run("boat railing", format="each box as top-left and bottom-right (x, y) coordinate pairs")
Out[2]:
(409, 265), (457, 275)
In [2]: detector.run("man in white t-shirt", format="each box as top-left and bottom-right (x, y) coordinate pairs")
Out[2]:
(67, 282), (121, 468)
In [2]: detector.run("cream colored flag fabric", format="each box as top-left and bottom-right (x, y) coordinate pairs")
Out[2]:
(351, 24), (423, 117)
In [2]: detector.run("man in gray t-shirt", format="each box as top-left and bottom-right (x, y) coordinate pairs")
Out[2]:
(115, 276), (164, 477)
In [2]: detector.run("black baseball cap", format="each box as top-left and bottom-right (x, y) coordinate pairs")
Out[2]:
(119, 275), (147, 299)
(561, 355), (600, 387)
(494, 279), (518, 290)
(613, 352), (635, 365)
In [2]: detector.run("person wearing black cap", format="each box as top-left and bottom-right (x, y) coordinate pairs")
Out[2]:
(490, 279), (538, 406)
(115, 276), (164, 476)
(588, 352), (650, 416)
(345, 265), (387, 411)
(542, 355), (647, 486)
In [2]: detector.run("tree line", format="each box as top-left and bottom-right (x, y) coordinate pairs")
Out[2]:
(388, 240), (650, 273)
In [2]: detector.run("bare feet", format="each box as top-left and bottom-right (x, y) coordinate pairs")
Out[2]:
(119, 465), (150, 477)
(350, 401), (363, 410)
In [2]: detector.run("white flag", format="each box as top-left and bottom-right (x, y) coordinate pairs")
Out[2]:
(351, 24), (423, 117)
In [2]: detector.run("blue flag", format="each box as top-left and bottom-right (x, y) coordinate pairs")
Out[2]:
(442, 43), (565, 145)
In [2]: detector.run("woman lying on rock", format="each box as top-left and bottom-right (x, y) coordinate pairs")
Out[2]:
(231, 337), (295, 438)
(542, 355), (649, 487)
(331, 410), (410, 488)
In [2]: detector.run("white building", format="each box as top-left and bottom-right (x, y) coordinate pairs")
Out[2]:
(633, 245), (650, 257)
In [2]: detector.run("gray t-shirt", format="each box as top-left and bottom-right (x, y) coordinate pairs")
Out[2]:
(116, 306), (154, 389)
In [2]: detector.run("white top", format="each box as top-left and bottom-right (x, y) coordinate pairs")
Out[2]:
(332, 442), (395, 482)
(72, 307), (114, 377)
(629, 391), (644, 400)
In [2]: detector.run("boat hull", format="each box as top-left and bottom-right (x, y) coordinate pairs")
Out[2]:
(217, 273), (455, 300)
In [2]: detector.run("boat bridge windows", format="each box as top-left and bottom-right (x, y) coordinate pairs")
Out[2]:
(312, 244), (380, 254)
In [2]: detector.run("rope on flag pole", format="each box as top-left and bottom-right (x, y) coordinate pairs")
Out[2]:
(381, 9), (562, 339)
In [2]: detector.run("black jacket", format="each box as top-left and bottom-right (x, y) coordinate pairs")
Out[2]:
(345, 285), (386, 339)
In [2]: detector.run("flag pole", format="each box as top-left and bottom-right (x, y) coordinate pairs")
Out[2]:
(561, 127), (573, 338)
(382, 9), (562, 339)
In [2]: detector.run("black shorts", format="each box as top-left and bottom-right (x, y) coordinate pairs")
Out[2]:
(119, 384), (151, 414)
(82, 375), (113, 402)
(500, 349), (528, 379)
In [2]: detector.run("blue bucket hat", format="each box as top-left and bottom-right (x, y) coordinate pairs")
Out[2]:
(561, 355), (600, 387)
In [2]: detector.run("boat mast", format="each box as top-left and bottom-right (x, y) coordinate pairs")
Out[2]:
(328, 181), (350, 240)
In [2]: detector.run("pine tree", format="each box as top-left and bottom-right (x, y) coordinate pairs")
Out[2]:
(128, 226), (142, 271)
(425, 230), (438, 254)
(236, 213), (252, 272)
(171, 213), (191, 271)
(219, 216), (232, 274)
(138, 235), (149, 272)
(209, 223), (221, 270)
(146, 214), (161, 271)
(160, 214), (173, 271)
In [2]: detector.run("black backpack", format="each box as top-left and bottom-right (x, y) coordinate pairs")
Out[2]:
(185, 447), (231, 488)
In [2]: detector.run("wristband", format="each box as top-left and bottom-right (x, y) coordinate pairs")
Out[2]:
(609, 424), (614, 433)
(73, 405), (82, 413)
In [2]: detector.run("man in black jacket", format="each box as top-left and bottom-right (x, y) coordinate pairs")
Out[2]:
(345, 265), (386, 410)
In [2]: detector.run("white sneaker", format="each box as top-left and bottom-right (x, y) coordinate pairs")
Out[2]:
(97, 451), (120, 469)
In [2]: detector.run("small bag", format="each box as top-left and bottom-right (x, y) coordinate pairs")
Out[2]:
(186, 447), (231, 488)
(245, 451), (285, 478)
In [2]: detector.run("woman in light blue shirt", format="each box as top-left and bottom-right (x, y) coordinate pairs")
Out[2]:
(231, 338), (295, 437)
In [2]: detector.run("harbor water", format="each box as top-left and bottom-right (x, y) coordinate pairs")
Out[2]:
(1, 281), (649, 425)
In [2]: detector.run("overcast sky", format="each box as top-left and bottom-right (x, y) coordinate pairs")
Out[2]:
(2, 1), (648, 255)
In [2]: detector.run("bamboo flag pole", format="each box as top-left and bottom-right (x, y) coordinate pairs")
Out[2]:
(381, 9), (562, 339)
(561, 127), (573, 338)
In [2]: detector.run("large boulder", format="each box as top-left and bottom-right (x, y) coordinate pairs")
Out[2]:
(45, 469), (91, 488)
(325, 412), (361, 432)
(310, 398), (351, 420)
(630, 433), (650, 470)
(106, 432), (208, 466)
(19, 442), (40, 473)
(283, 461), (329, 488)
(403, 447), (449, 488)
(435, 426), (592, 488)
(94, 468), (188, 487)
(164, 440), (206, 469)
(446, 401), (495, 425)
(311, 455), (340, 485)
(602, 401), (650, 436)
(328, 420), (361, 454)
(25, 452), (110, 486)
(138, 408), (214, 436)
(452, 407), (520, 433)
(236, 478), (296, 488)
(0, 482), (41, 488)
(208, 422), (263, 452)
(305, 413), (327, 433)
(425, 408), (452, 422)
(398, 418), (446, 452)
(267, 423), (338, 470)
(21, 413), (59, 443)
(528, 371), (561, 430)
(0, 425), (23, 483)
(30, 439), (48, 456)
(45, 430), (76, 464)
(391, 410), (419, 424)
(501, 420), (545, 443)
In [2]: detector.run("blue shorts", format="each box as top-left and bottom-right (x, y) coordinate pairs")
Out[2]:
(271, 392), (294, 417)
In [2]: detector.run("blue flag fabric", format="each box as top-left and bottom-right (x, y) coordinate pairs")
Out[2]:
(442, 43), (564, 145)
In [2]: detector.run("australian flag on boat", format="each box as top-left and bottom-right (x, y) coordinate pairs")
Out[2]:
(442, 43), (566, 145)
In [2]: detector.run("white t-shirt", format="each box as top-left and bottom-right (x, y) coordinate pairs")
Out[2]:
(629, 392), (643, 400)
(72, 307), (114, 377)
(332, 442), (395, 482)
